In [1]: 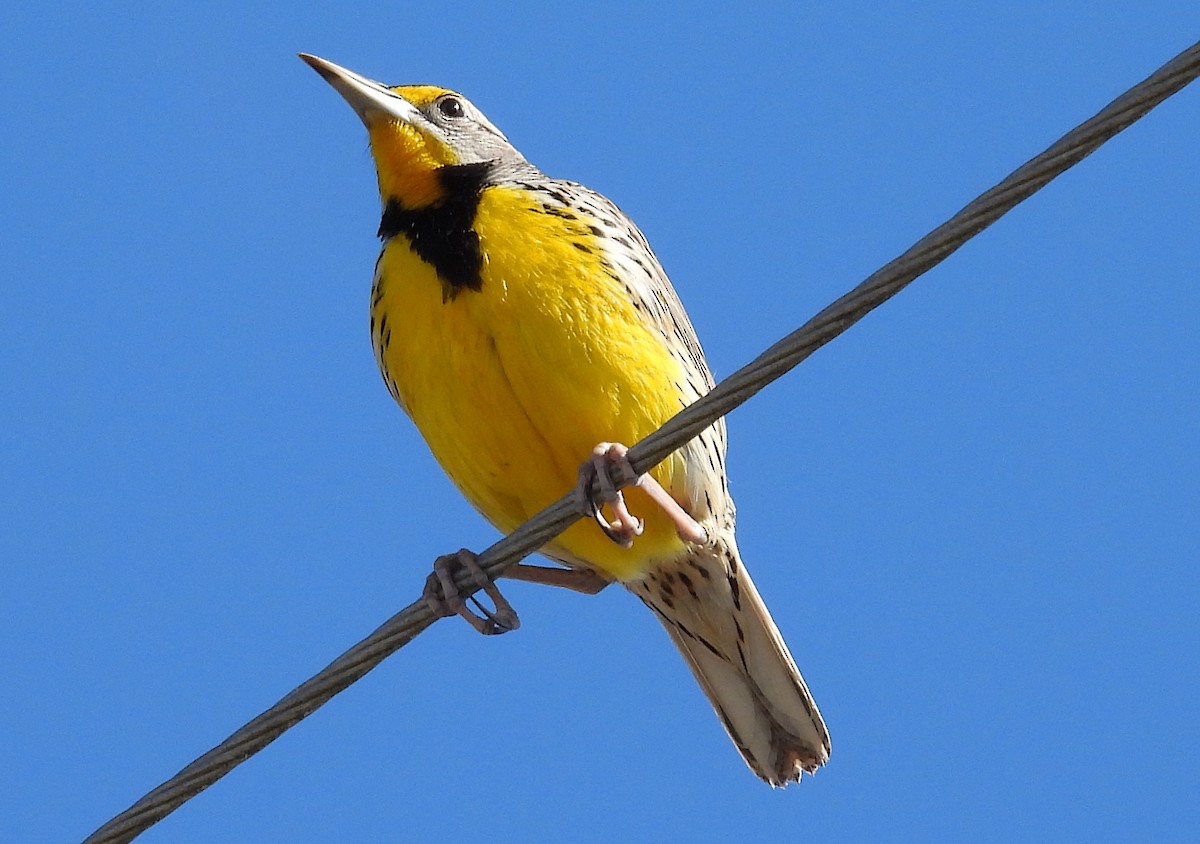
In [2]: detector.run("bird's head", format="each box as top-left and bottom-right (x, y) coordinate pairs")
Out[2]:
(300, 54), (523, 209)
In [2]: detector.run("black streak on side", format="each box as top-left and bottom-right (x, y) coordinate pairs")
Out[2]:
(377, 161), (492, 299)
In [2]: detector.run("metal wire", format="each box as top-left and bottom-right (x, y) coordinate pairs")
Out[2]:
(83, 39), (1200, 844)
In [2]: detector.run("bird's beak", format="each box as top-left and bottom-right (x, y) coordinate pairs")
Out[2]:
(299, 53), (422, 127)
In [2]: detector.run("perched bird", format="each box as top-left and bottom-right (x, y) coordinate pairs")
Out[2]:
(301, 54), (830, 785)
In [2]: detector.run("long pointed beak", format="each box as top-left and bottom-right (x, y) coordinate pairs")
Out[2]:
(299, 53), (422, 127)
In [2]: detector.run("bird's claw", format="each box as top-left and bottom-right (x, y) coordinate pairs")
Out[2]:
(575, 442), (645, 548)
(423, 548), (520, 635)
(575, 441), (710, 548)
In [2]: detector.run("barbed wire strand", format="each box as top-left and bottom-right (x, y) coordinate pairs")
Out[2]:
(84, 40), (1200, 844)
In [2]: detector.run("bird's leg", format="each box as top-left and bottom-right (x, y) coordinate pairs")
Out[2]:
(423, 548), (520, 635)
(502, 563), (612, 595)
(575, 442), (708, 547)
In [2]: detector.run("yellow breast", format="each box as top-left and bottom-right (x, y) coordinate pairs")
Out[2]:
(373, 185), (690, 581)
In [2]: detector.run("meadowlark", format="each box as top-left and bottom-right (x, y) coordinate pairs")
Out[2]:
(301, 54), (830, 785)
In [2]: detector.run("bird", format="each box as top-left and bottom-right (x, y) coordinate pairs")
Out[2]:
(300, 54), (830, 785)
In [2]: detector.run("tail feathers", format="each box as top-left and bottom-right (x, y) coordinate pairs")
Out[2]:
(630, 540), (829, 785)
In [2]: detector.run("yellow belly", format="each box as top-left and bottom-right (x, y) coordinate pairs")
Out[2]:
(373, 186), (690, 581)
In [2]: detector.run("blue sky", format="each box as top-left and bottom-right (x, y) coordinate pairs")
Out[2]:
(4, 3), (1198, 842)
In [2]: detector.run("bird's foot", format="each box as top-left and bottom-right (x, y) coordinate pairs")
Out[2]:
(423, 548), (520, 635)
(575, 442), (642, 548)
(574, 442), (708, 548)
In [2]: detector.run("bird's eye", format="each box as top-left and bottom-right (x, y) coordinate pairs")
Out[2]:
(437, 96), (465, 118)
